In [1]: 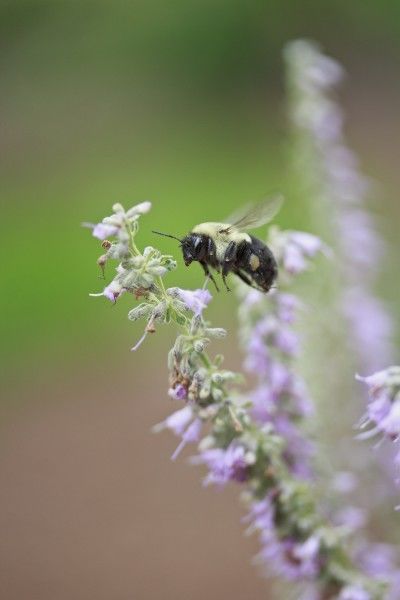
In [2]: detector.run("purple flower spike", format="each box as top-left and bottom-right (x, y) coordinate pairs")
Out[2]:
(176, 288), (212, 316)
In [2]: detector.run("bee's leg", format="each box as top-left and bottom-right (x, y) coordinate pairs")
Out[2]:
(221, 242), (237, 292)
(200, 262), (220, 292)
(222, 274), (231, 292)
(233, 268), (253, 288)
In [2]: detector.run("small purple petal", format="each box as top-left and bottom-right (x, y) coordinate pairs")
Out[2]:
(176, 288), (212, 316)
(92, 223), (119, 240)
(171, 418), (202, 461)
(168, 384), (187, 401)
(290, 232), (322, 257)
(103, 281), (124, 302)
(274, 327), (299, 355)
(162, 406), (193, 436)
(283, 243), (307, 274)
(339, 586), (371, 600)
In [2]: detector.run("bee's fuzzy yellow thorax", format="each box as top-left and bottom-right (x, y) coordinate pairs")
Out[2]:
(192, 223), (251, 261)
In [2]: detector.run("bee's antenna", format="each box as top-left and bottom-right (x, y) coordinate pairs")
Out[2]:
(152, 230), (182, 243)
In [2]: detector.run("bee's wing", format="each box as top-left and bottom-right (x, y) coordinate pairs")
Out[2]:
(223, 196), (283, 233)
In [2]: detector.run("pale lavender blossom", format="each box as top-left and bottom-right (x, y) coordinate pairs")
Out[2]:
(357, 543), (400, 600)
(357, 367), (400, 442)
(332, 471), (358, 494)
(333, 506), (367, 531)
(171, 418), (202, 461)
(168, 384), (187, 401)
(339, 586), (371, 600)
(154, 406), (194, 436)
(193, 442), (251, 487)
(258, 532), (321, 581)
(89, 279), (126, 302)
(92, 223), (119, 240)
(175, 288), (212, 316)
(271, 229), (324, 275)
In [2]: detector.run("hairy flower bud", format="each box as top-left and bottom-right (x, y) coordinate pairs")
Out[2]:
(128, 303), (153, 321)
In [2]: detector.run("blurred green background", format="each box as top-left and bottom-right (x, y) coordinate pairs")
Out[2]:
(1, 2), (400, 599)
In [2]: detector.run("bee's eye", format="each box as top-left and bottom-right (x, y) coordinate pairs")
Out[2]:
(194, 236), (202, 250)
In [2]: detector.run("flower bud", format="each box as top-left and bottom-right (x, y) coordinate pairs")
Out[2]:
(112, 202), (125, 213)
(126, 201), (152, 218)
(194, 341), (205, 353)
(96, 254), (107, 278)
(128, 303), (153, 321)
(204, 328), (227, 339)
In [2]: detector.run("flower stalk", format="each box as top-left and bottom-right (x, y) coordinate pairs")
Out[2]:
(86, 202), (385, 599)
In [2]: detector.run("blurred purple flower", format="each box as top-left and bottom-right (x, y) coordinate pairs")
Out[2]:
(171, 418), (202, 461)
(333, 506), (367, 531)
(259, 535), (320, 581)
(92, 223), (119, 240)
(274, 326), (299, 356)
(277, 293), (301, 324)
(168, 384), (188, 401)
(193, 442), (250, 487)
(338, 586), (370, 600)
(89, 279), (125, 303)
(280, 231), (323, 275)
(357, 368), (400, 466)
(176, 288), (212, 316)
(153, 407), (202, 460)
(290, 232), (323, 257)
(282, 242), (307, 275)
(156, 406), (193, 436)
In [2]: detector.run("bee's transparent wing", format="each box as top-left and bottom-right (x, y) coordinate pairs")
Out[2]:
(223, 196), (283, 233)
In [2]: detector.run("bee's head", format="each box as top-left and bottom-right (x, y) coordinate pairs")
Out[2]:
(152, 230), (203, 266)
(181, 233), (202, 267)
(181, 235), (196, 266)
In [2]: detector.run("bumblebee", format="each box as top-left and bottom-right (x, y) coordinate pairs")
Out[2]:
(153, 197), (282, 293)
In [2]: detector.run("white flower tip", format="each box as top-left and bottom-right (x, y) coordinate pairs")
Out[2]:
(138, 201), (152, 213)
(151, 423), (164, 434)
(126, 201), (152, 218)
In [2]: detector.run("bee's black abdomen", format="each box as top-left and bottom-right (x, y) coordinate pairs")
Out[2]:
(236, 236), (277, 292)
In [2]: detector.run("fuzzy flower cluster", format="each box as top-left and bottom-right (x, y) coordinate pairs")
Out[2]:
(284, 39), (393, 373)
(86, 203), (385, 600)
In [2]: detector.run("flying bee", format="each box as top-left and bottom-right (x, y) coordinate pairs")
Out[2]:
(153, 196), (283, 293)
